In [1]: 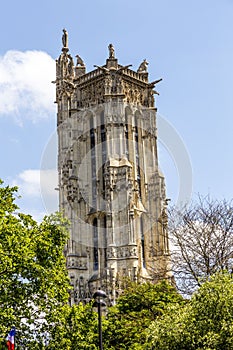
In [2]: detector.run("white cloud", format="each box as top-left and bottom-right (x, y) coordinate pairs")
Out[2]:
(12, 168), (58, 198)
(12, 169), (59, 219)
(13, 169), (41, 196)
(0, 50), (56, 122)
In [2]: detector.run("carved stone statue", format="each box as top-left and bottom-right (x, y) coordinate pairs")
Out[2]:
(108, 43), (115, 59)
(137, 59), (148, 73)
(68, 54), (74, 76)
(62, 28), (68, 48)
(76, 54), (85, 67)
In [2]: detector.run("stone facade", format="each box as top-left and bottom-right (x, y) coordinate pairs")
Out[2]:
(55, 30), (171, 304)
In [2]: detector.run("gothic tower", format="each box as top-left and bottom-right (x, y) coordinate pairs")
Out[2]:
(56, 30), (171, 304)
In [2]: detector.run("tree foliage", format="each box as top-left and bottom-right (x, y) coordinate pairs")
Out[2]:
(104, 280), (183, 350)
(3, 180), (233, 349)
(0, 180), (70, 347)
(146, 272), (233, 350)
(169, 197), (233, 294)
(46, 280), (183, 350)
(48, 303), (99, 349)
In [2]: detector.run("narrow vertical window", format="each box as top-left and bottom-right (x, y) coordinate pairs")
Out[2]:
(100, 112), (106, 156)
(100, 112), (106, 195)
(125, 120), (129, 158)
(140, 216), (146, 267)
(103, 216), (107, 268)
(134, 120), (141, 197)
(93, 218), (98, 270)
(90, 116), (97, 207)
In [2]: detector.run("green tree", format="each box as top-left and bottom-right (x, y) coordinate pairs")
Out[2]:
(0, 180), (70, 347)
(146, 272), (233, 350)
(48, 303), (100, 350)
(47, 281), (183, 350)
(189, 272), (233, 349)
(104, 280), (184, 350)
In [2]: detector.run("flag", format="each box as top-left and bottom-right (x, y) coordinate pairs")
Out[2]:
(6, 327), (16, 350)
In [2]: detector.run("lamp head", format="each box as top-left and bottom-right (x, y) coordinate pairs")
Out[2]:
(93, 290), (107, 299)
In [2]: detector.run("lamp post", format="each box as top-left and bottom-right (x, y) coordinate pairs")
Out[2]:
(93, 290), (107, 350)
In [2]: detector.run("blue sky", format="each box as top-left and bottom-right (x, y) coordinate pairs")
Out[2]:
(0, 0), (233, 220)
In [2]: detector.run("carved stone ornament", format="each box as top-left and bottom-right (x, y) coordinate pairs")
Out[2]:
(107, 245), (138, 259)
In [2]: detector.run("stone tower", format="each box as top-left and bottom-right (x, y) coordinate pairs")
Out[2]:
(55, 30), (171, 304)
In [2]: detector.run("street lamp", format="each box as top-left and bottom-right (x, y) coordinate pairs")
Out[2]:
(93, 290), (107, 350)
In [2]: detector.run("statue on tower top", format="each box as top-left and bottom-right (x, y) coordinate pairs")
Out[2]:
(108, 43), (115, 59)
(137, 59), (148, 73)
(62, 28), (68, 48)
(76, 54), (85, 67)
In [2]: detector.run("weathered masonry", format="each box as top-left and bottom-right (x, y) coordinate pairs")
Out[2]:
(55, 29), (171, 304)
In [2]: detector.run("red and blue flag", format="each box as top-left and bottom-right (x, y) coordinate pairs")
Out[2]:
(6, 327), (16, 350)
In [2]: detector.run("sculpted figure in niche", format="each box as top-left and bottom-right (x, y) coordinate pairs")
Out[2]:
(108, 43), (115, 59)
(137, 59), (148, 73)
(62, 28), (68, 48)
(68, 54), (74, 76)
